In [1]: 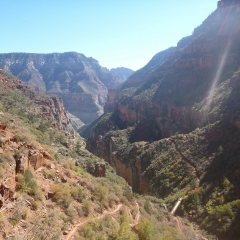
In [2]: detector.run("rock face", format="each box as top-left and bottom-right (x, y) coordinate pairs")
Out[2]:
(15, 146), (50, 174)
(34, 96), (71, 131)
(104, 89), (123, 113)
(0, 52), (133, 124)
(87, 162), (106, 177)
(0, 123), (51, 203)
(0, 183), (14, 203)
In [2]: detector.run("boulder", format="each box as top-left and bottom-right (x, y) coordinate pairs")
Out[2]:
(0, 183), (14, 201)
(47, 191), (54, 200)
(87, 162), (106, 177)
(0, 124), (7, 130)
(28, 150), (43, 170)
(15, 155), (28, 174)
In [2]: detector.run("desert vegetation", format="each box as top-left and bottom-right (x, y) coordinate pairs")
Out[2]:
(0, 69), (210, 239)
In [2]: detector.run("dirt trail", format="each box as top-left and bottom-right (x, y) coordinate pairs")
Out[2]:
(65, 203), (123, 240)
(130, 202), (140, 227)
(174, 216), (182, 232)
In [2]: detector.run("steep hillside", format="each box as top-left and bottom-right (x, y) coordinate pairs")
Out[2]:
(0, 52), (133, 124)
(86, 2), (240, 239)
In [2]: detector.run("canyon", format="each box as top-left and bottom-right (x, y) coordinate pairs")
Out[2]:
(0, 68), (207, 239)
(0, 0), (240, 239)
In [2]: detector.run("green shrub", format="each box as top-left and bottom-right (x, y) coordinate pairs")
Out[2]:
(29, 126), (49, 143)
(16, 168), (38, 197)
(32, 200), (41, 210)
(94, 183), (109, 202)
(29, 210), (61, 239)
(52, 183), (72, 208)
(136, 218), (159, 240)
(82, 200), (92, 216)
(9, 206), (29, 226)
(115, 210), (138, 240)
(27, 113), (37, 124)
(14, 150), (22, 160)
(38, 121), (51, 133)
(70, 186), (83, 203)
(123, 186), (133, 202)
(80, 224), (95, 239)
(144, 200), (153, 214)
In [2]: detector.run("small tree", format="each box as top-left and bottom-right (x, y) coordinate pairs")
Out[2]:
(144, 200), (153, 214)
(137, 219), (158, 240)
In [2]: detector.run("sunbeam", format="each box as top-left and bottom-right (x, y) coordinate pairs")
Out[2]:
(204, 40), (232, 119)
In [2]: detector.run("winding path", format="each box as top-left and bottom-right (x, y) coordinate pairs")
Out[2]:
(174, 216), (182, 232)
(65, 203), (123, 240)
(130, 201), (140, 227)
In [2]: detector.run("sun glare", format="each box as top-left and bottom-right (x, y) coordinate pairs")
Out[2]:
(204, 39), (232, 119)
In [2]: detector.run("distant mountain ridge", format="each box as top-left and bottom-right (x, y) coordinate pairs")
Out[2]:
(0, 52), (134, 124)
(110, 67), (135, 83)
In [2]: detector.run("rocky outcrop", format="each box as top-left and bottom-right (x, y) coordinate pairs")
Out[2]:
(34, 96), (71, 131)
(0, 183), (14, 203)
(104, 89), (123, 113)
(0, 124), (7, 131)
(87, 162), (106, 177)
(113, 142), (149, 193)
(0, 52), (133, 124)
(16, 149), (48, 174)
(0, 70), (72, 176)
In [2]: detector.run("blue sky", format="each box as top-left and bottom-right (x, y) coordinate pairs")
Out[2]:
(0, 0), (217, 70)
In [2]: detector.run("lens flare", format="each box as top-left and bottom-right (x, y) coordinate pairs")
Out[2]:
(204, 40), (231, 119)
